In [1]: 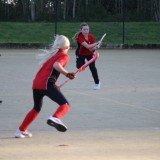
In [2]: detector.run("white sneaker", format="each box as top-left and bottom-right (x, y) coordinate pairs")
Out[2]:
(93, 82), (101, 90)
(47, 116), (67, 132)
(15, 129), (32, 138)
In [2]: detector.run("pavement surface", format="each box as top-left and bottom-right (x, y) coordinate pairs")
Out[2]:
(0, 49), (160, 160)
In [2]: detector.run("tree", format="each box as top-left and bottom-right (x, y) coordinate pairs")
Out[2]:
(0, 0), (159, 22)
(153, 0), (160, 21)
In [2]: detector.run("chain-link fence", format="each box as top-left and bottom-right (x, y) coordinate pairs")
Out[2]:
(0, 0), (160, 47)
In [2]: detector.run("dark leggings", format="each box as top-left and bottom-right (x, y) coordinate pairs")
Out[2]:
(33, 83), (69, 112)
(76, 54), (99, 84)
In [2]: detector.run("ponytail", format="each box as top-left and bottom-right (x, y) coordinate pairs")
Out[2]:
(36, 35), (70, 66)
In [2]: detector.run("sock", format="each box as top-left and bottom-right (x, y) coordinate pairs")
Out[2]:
(19, 109), (39, 131)
(53, 104), (70, 119)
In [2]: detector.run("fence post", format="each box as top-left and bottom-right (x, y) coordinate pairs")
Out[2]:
(122, 0), (125, 45)
(55, 0), (58, 35)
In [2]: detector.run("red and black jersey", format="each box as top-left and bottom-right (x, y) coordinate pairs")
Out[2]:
(77, 32), (95, 56)
(32, 50), (69, 90)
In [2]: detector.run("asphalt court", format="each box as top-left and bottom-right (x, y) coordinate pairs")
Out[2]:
(0, 49), (160, 160)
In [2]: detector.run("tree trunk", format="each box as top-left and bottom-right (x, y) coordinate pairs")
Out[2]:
(31, 0), (36, 21)
(115, 0), (122, 14)
(21, 0), (30, 21)
(153, 0), (160, 21)
(85, 0), (88, 6)
(73, 0), (76, 18)
(63, 0), (67, 20)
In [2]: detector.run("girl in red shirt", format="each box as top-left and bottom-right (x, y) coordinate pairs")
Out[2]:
(73, 22), (101, 90)
(15, 35), (76, 138)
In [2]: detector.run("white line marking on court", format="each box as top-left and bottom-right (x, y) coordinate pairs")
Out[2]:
(69, 90), (160, 114)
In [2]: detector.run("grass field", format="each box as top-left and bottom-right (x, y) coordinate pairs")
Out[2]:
(0, 22), (160, 45)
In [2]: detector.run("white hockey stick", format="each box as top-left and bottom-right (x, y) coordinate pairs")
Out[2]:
(97, 33), (107, 48)
(100, 33), (107, 42)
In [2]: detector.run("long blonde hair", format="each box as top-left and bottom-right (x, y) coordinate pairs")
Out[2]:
(72, 22), (89, 41)
(36, 35), (70, 65)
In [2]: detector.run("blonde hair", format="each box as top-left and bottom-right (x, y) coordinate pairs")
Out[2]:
(72, 22), (89, 41)
(36, 35), (70, 65)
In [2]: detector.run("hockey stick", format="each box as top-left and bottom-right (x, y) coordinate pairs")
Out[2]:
(97, 33), (107, 48)
(100, 33), (107, 42)
(58, 51), (99, 89)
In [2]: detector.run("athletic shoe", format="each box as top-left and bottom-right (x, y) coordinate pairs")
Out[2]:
(93, 82), (101, 90)
(15, 129), (32, 138)
(47, 116), (67, 132)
